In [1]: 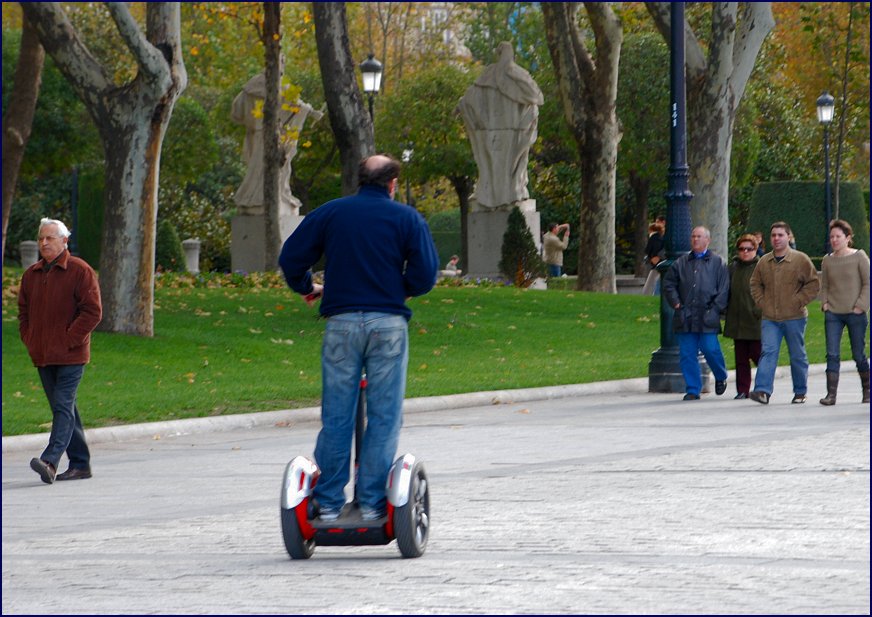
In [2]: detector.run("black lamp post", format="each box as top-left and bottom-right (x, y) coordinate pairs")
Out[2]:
(648, 2), (699, 393)
(816, 91), (835, 254)
(359, 53), (383, 123)
(402, 143), (414, 206)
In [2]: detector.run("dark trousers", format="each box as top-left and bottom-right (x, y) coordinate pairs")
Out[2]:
(37, 365), (91, 470)
(734, 339), (761, 395)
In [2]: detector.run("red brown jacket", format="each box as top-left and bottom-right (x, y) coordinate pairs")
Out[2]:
(18, 250), (102, 367)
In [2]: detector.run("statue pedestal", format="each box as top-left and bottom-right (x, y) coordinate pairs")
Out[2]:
(466, 199), (540, 279)
(231, 213), (304, 273)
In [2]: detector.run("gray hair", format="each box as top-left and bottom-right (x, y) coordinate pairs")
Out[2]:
(39, 218), (71, 239)
(692, 225), (711, 239)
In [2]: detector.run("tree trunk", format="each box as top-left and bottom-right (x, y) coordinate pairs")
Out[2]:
(833, 1), (855, 218)
(542, 2), (622, 293)
(2, 16), (44, 261)
(21, 2), (187, 336)
(313, 2), (375, 195)
(630, 170), (651, 278)
(262, 2), (282, 270)
(646, 2), (774, 257)
(450, 175), (474, 273)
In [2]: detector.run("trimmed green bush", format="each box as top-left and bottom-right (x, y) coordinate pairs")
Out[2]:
(76, 165), (103, 268)
(155, 219), (185, 272)
(748, 182), (869, 257)
(500, 206), (545, 287)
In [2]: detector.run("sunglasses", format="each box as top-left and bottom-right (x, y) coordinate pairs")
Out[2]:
(738, 247), (755, 252)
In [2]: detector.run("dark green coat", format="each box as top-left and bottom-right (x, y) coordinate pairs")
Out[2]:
(723, 257), (761, 340)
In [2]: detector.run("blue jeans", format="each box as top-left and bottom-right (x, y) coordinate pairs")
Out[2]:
(824, 311), (869, 373)
(754, 318), (809, 395)
(678, 332), (728, 395)
(547, 264), (562, 277)
(314, 312), (409, 513)
(37, 364), (91, 469)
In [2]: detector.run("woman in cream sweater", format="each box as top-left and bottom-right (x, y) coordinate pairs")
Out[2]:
(819, 219), (870, 405)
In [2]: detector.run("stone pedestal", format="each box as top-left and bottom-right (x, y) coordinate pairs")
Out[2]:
(182, 238), (201, 274)
(19, 241), (38, 269)
(466, 199), (540, 279)
(231, 214), (305, 273)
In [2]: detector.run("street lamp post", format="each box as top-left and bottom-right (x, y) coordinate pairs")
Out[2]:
(402, 143), (414, 206)
(648, 2), (700, 393)
(816, 91), (835, 254)
(359, 53), (383, 123)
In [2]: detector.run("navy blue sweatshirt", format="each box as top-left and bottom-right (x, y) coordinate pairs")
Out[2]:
(278, 185), (439, 320)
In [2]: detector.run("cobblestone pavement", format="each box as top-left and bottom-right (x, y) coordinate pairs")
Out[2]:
(2, 369), (869, 615)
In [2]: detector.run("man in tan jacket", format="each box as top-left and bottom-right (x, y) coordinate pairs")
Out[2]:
(748, 221), (820, 404)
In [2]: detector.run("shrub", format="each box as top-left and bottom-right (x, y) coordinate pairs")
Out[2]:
(499, 206), (545, 287)
(748, 182), (869, 256)
(155, 220), (185, 272)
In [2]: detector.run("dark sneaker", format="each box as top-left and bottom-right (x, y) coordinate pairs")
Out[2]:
(30, 458), (56, 484)
(683, 393), (700, 401)
(791, 394), (807, 404)
(715, 380), (727, 395)
(749, 391), (769, 405)
(734, 392), (748, 400)
(56, 467), (92, 481)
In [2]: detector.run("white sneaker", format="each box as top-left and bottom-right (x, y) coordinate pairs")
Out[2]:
(360, 507), (386, 521)
(318, 509), (340, 522)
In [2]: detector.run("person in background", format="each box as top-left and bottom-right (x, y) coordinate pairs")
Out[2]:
(753, 231), (766, 258)
(444, 255), (461, 276)
(818, 219), (870, 405)
(663, 226), (730, 401)
(642, 221), (665, 295)
(18, 218), (102, 484)
(543, 222), (570, 277)
(748, 221), (820, 405)
(723, 234), (762, 399)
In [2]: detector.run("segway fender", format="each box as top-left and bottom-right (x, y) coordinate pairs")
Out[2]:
(386, 453), (417, 508)
(281, 455), (320, 510)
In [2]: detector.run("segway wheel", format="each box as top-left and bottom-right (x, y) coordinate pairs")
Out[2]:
(281, 507), (314, 559)
(393, 461), (430, 558)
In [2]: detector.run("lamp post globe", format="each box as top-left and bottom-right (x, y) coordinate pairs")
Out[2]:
(402, 143), (414, 206)
(359, 53), (383, 122)
(816, 91), (835, 254)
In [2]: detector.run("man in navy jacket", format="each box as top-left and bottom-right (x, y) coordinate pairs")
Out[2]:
(663, 226), (730, 401)
(279, 154), (439, 521)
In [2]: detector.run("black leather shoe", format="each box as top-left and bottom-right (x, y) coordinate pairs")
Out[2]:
(30, 458), (56, 484)
(715, 380), (727, 395)
(749, 391), (769, 405)
(56, 467), (92, 481)
(683, 393), (700, 401)
(791, 394), (807, 404)
(734, 392), (748, 400)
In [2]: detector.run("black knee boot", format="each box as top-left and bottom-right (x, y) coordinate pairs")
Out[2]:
(860, 370), (870, 404)
(819, 371), (838, 406)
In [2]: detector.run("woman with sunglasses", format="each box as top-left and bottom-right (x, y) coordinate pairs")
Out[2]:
(723, 234), (762, 399)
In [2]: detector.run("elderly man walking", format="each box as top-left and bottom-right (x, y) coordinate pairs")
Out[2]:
(18, 218), (102, 484)
(663, 226), (730, 401)
(748, 221), (821, 404)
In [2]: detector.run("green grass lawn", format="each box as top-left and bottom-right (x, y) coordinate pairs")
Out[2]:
(2, 269), (831, 436)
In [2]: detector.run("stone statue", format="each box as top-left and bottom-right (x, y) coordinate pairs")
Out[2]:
(231, 72), (323, 217)
(458, 42), (544, 209)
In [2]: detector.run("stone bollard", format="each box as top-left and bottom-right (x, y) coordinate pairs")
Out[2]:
(182, 238), (201, 274)
(19, 241), (39, 269)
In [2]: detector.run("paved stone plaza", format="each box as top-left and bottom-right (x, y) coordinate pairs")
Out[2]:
(2, 367), (869, 615)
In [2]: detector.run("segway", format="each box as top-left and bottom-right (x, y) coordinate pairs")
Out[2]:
(280, 376), (430, 559)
